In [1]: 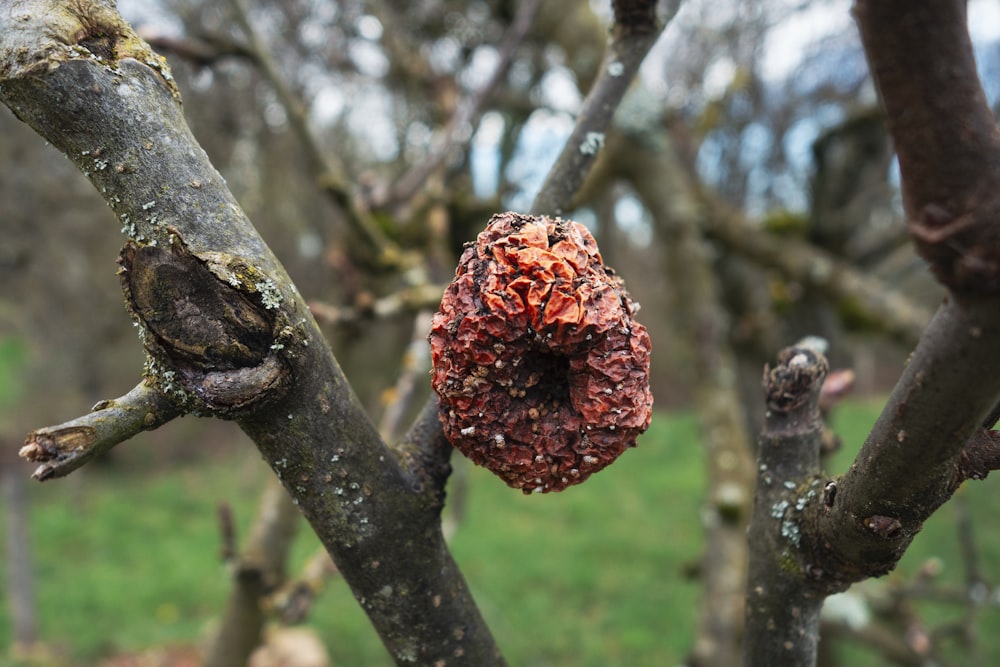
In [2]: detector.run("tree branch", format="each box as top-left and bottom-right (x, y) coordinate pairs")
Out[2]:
(139, 30), (255, 68)
(272, 547), (339, 624)
(382, 0), (543, 209)
(309, 283), (447, 327)
(205, 476), (300, 667)
(811, 295), (1000, 584)
(742, 342), (829, 667)
(530, 0), (679, 215)
(855, 0), (1000, 293)
(378, 311), (434, 443)
(225, 0), (406, 268)
(698, 183), (934, 349)
(0, 4), (503, 664)
(19, 381), (179, 481)
(601, 109), (754, 665)
(668, 216), (754, 667)
(800, 0), (1000, 588)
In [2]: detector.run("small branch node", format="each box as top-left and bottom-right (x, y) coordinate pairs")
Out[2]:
(763, 347), (829, 415)
(954, 428), (1000, 486)
(20, 380), (179, 481)
(908, 204), (1000, 292)
(863, 514), (904, 539)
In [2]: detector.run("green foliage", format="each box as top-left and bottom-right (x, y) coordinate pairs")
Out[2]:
(1, 404), (999, 665)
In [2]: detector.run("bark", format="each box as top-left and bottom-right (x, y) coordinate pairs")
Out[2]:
(855, 0), (1000, 294)
(742, 343), (828, 667)
(741, 4), (1000, 665)
(814, 296), (1000, 585)
(808, 0), (1000, 586)
(0, 3), (501, 664)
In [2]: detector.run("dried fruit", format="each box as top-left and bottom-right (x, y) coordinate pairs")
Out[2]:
(429, 212), (653, 493)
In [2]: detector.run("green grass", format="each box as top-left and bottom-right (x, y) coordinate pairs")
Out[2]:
(447, 412), (703, 667)
(0, 336), (28, 410)
(1, 402), (999, 665)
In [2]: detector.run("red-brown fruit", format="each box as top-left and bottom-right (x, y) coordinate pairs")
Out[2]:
(429, 211), (653, 493)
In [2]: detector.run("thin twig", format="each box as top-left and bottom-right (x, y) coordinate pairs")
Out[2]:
(309, 283), (447, 327)
(383, 0), (543, 208)
(19, 381), (179, 480)
(226, 0), (404, 266)
(531, 1), (679, 215)
(379, 311), (434, 443)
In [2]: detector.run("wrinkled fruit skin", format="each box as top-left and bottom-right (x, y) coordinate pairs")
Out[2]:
(429, 212), (653, 493)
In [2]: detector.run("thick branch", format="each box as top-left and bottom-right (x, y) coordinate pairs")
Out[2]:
(19, 381), (179, 480)
(742, 343), (829, 667)
(816, 296), (1000, 582)
(855, 0), (1000, 292)
(652, 116), (934, 346)
(794, 0), (1000, 589)
(0, 4), (503, 664)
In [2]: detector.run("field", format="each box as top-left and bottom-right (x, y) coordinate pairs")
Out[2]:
(1, 400), (999, 666)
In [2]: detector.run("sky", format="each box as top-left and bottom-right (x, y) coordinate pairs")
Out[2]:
(116, 0), (1000, 222)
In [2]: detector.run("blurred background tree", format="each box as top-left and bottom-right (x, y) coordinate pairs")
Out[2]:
(2, 0), (1000, 665)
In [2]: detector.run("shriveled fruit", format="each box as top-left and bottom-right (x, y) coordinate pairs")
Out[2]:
(429, 212), (653, 493)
